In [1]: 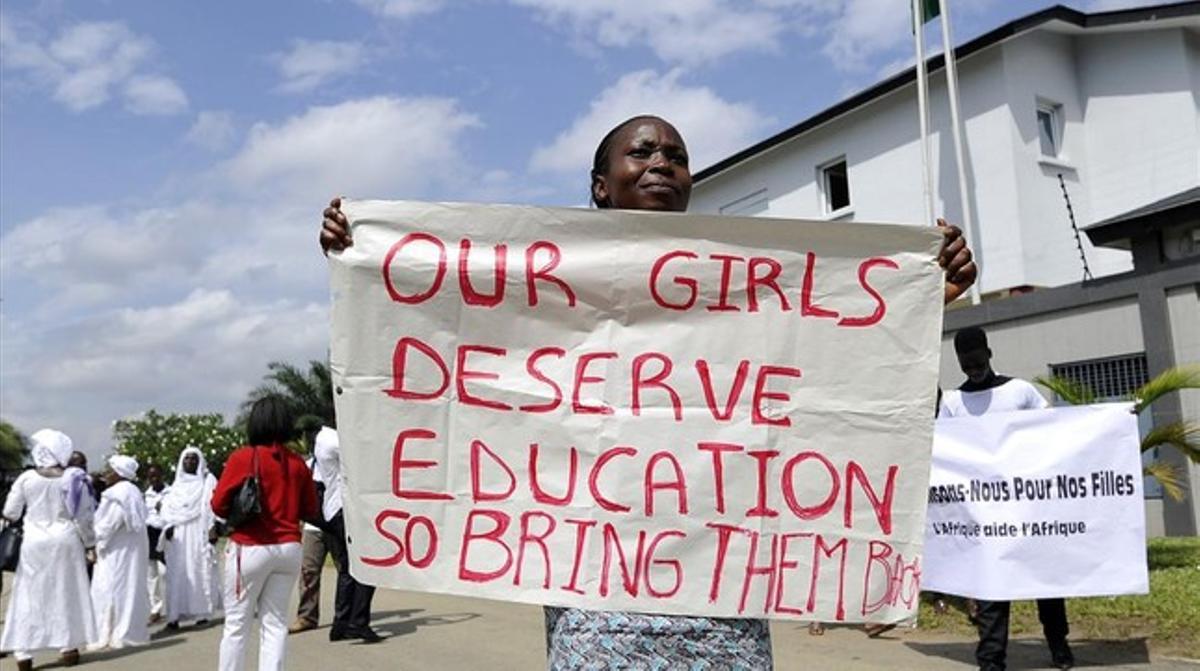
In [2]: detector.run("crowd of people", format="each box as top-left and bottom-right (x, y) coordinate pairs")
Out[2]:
(0, 397), (378, 671)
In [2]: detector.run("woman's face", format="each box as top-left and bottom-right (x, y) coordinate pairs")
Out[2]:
(593, 119), (691, 212)
(183, 453), (199, 474)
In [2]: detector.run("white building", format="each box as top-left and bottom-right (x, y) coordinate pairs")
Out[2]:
(691, 2), (1200, 536)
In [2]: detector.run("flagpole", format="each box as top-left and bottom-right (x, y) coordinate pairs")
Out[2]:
(938, 0), (982, 304)
(911, 0), (936, 232)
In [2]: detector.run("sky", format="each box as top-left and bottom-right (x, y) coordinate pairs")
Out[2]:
(0, 0), (1156, 461)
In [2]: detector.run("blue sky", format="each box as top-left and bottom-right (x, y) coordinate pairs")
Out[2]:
(0, 0), (1148, 460)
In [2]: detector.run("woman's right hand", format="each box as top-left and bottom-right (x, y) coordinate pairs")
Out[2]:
(320, 196), (352, 254)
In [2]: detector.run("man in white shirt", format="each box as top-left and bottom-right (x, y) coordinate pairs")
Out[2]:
(143, 465), (169, 625)
(314, 427), (381, 643)
(940, 326), (1073, 671)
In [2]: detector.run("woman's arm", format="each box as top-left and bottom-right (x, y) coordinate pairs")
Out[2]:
(210, 448), (247, 519)
(93, 497), (124, 551)
(319, 197), (352, 254)
(937, 219), (977, 305)
(1, 472), (27, 521)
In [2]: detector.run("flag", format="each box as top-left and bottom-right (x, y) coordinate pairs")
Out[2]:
(912, 0), (940, 31)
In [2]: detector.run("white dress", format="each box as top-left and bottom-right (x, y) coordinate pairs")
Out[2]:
(159, 450), (222, 622)
(90, 480), (151, 648)
(1, 470), (96, 653)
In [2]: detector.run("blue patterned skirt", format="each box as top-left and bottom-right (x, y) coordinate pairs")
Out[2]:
(545, 606), (773, 670)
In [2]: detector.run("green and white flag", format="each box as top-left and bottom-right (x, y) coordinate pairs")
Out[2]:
(912, 0), (940, 31)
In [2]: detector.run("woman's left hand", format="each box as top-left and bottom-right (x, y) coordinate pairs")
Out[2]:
(937, 219), (977, 305)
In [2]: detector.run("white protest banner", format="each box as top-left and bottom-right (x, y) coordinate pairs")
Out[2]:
(327, 200), (944, 622)
(924, 404), (1148, 600)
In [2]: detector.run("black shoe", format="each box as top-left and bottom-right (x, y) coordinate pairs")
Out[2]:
(345, 625), (384, 643)
(1050, 641), (1075, 670)
(165, 621), (180, 631)
(328, 626), (347, 642)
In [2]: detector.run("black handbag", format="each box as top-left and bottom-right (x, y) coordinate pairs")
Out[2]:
(225, 447), (262, 529)
(0, 520), (22, 572)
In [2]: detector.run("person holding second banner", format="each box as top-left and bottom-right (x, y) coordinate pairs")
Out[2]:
(940, 326), (1074, 671)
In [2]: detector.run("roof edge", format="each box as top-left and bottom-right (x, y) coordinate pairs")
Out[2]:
(694, 2), (1200, 183)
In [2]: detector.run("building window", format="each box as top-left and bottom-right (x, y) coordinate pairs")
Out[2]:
(1049, 353), (1159, 498)
(819, 157), (851, 214)
(1049, 353), (1148, 400)
(720, 188), (769, 216)
(1036, 101), (1063, 157)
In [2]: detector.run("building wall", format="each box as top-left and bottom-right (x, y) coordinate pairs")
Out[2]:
(937, 297), (1144, 387)
(692, 24), (1200, 295)
(1076, 29), (1200, 223)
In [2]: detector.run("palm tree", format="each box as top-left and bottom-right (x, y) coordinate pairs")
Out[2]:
(240, 360), (335, 436)
(1036, 364), (1200, 500)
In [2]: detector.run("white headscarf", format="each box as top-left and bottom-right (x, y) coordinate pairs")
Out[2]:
(159, 446), (212, 527)
(30, 428), (73, 469)
(108, 454), (139, 481)
(100, 479), (148, 535)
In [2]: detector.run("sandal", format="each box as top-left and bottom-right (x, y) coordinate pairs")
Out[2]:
(808, 622), (825, 636)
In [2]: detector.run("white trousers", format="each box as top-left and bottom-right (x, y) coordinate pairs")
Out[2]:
(148, 558), (167, 617)
(217, 541), (302, 671)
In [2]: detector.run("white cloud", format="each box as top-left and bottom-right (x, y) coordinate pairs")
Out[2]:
(185, 110), (237, 151)
(0, 15), (186, 114)
(223, 96), (481, 200)
(508, 0), (1000, 76)
(352, 0), (444, 19)
(512, 0), (784, 65)
(819, 0), (912, 73)
(273, 39), (367, 94)
(0, 288), (329, 457)
(1, 93), (490, 460)
(530, 69), (770, 178)
(124, 74), (189, 115)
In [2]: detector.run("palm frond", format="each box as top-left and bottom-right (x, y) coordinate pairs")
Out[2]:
(1141, 421), (1200, 462)
(1143, 460), (1187, 502)
(239, 360), (336, 428)
(1034, 375), (1096, 405)
(1132, 364), (1200, 415)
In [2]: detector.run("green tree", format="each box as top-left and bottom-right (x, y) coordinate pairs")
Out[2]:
(0, 420), (29, 470)
(112, 410), (245, 477)
(239, 360), (335, 434)
(1036, 363), (1200, 500)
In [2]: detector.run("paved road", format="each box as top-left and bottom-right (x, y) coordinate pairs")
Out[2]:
(3, 568), (1197, 669)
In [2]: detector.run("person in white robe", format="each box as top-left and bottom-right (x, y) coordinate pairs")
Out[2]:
(0, 429), (96, 670)
(89, 455), (151, 650)
(144, 463), (170, 623)
(158, 446), (221, 628)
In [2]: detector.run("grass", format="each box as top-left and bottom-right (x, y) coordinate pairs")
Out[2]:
(916, 537), (1200, 659)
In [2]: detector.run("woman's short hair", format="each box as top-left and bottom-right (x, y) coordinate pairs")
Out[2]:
(590, 114), (670, 208)
(246, 395), (297, 446)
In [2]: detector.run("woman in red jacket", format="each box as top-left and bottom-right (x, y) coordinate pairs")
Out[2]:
(212, 396), (318, 671)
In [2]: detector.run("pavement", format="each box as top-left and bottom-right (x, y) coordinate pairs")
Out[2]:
(3, 567), (1197, 670)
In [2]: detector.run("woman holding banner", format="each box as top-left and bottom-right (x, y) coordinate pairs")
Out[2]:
(319, 115), (977, 668)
